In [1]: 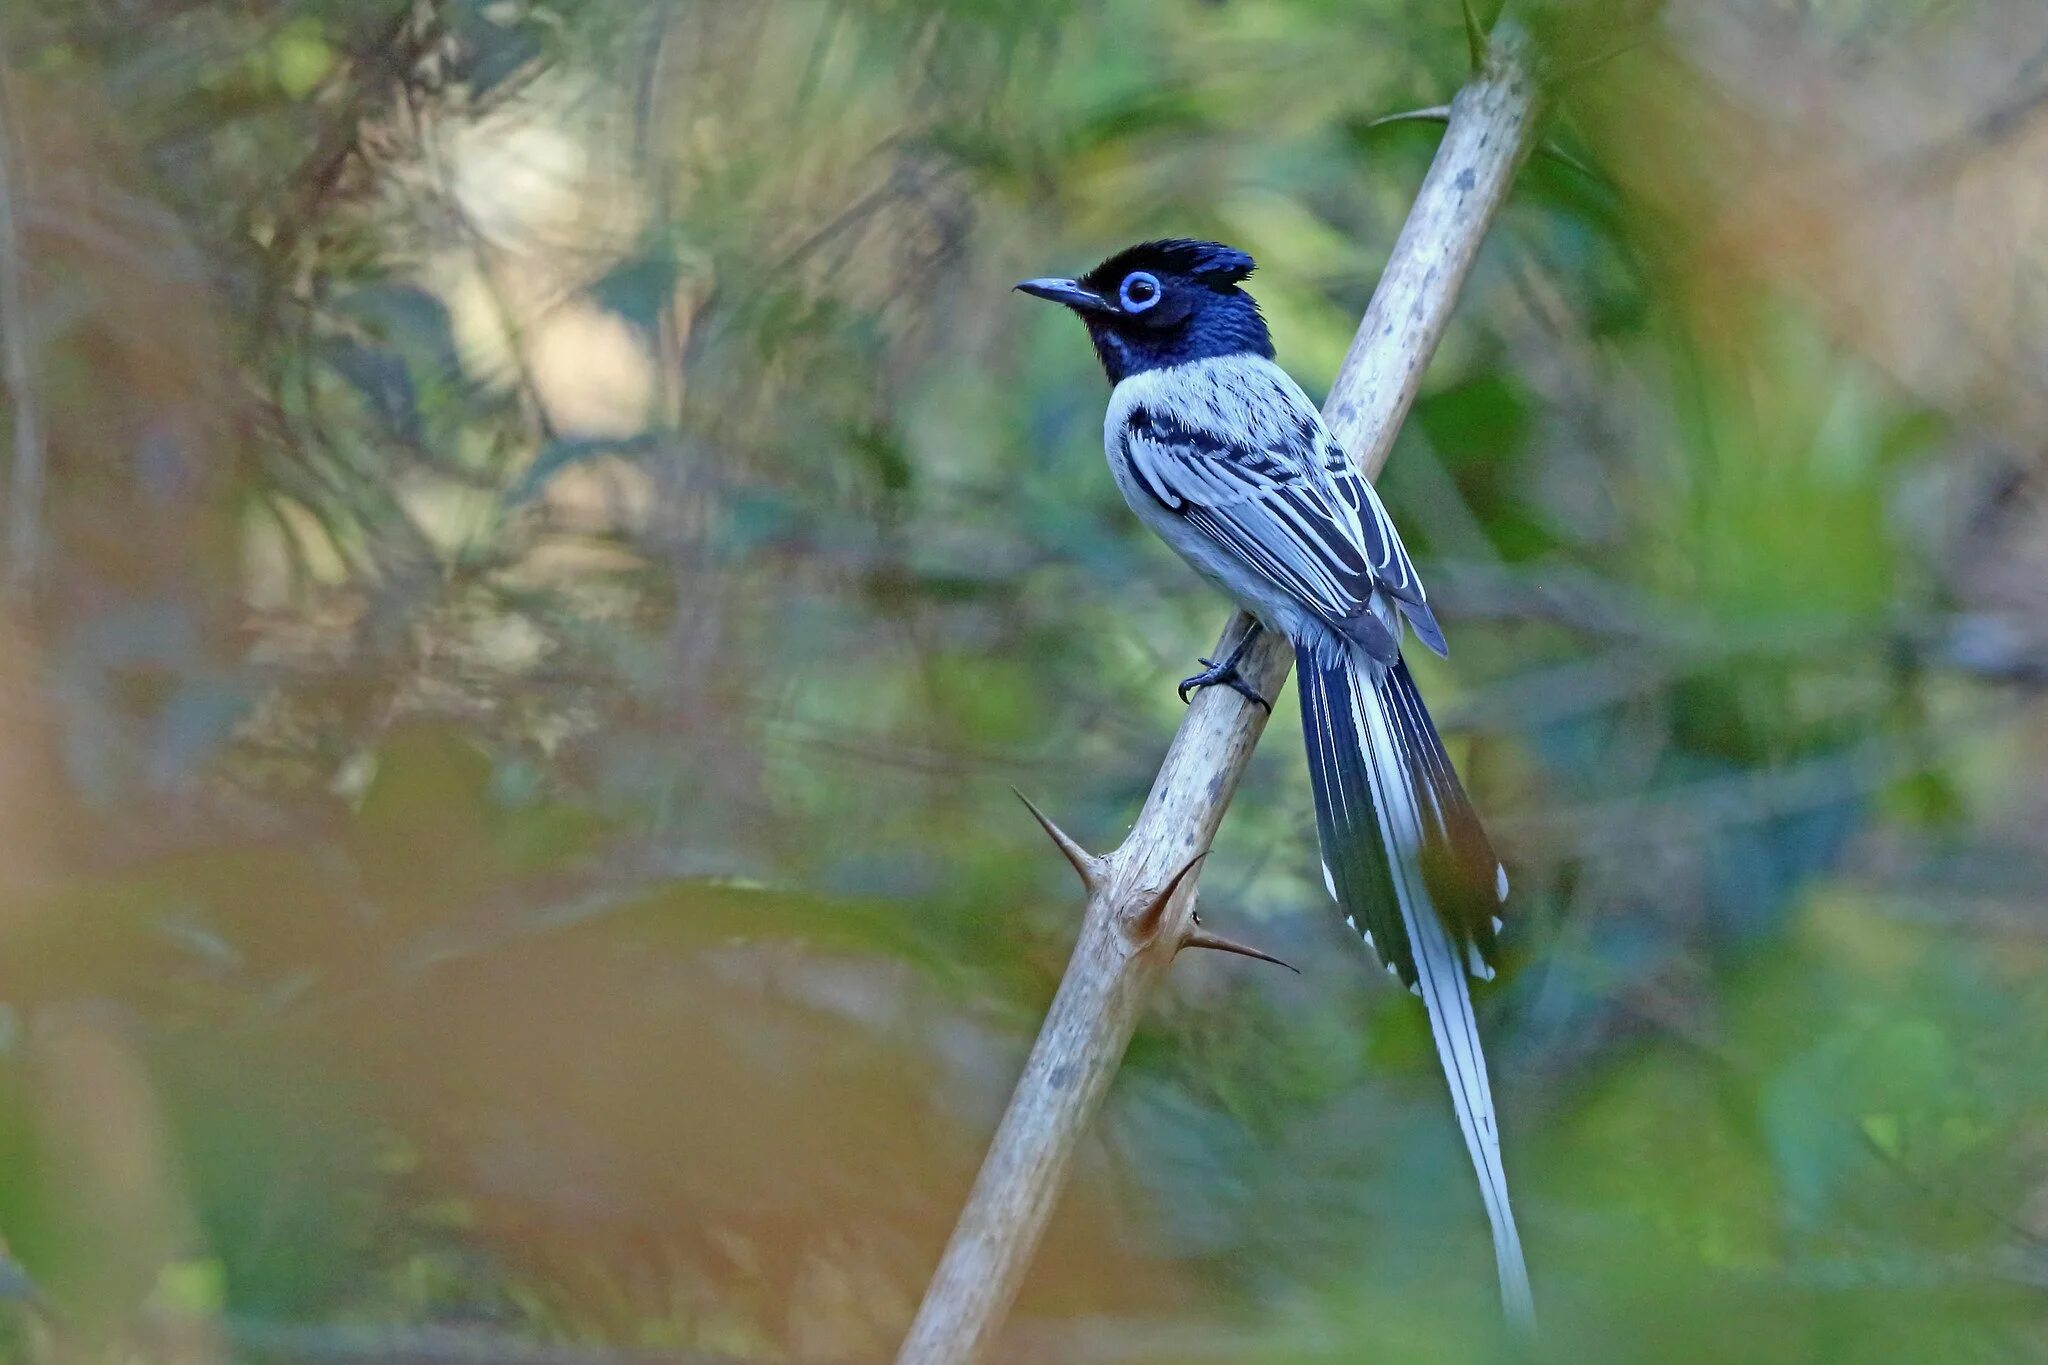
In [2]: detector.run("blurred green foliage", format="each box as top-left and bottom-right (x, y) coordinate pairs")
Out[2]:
(0, 0), (2045, 1361)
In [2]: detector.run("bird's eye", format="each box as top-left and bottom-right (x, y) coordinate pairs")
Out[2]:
(1119, 271), (1162, 313)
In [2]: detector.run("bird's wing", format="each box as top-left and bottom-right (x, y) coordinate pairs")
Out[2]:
(1120, 399), (1445, 657)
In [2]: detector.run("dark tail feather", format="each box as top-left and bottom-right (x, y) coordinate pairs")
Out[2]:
(1295, 632), (1533, 1331)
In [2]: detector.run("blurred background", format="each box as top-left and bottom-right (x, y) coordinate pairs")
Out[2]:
(0, 0), (2045, 1360)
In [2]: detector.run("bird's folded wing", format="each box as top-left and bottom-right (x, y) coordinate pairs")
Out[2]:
(1121, 402), (1445, 656)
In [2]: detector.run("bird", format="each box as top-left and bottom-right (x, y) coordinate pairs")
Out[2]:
(1016, 239), (1531, 1328)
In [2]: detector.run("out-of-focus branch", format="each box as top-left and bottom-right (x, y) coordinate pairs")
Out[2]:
(892, 24), (1542, 1365)
(0, 36), (44, 594)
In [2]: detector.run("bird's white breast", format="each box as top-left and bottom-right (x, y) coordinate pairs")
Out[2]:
(1105, 355), (1323, 454)
(1102, 355), (1334, 638)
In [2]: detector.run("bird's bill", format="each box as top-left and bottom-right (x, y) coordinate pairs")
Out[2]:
(1014, 277), (1114, 315)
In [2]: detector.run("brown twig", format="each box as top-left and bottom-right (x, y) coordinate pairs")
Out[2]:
(893, 22), (1542, 1365)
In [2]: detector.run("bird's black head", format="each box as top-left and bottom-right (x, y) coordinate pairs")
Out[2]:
(1016, 238), (1274, 384)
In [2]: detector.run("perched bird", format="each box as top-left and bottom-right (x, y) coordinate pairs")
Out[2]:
(1017, 239), (1531, 1326)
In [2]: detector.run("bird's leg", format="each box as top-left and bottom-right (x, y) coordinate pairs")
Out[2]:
(1178, 620), (1270, 711)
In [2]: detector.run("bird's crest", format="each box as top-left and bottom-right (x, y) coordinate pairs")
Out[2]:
(1082, 238), (1256, 291)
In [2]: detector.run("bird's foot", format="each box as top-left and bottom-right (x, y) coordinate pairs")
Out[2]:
(1178, 649), (1270, 712)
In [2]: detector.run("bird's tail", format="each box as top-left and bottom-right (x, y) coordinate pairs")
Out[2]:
(1295, 629), (1533, 1330)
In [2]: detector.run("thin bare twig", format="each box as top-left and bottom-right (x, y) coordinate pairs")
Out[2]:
(893, 23), (1542, 1365)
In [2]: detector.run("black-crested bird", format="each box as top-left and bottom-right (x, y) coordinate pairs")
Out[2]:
(1017, 239), (1531, 1327)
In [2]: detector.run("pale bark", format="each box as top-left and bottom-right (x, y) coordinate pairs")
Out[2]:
(894, 25), (1542, 1365)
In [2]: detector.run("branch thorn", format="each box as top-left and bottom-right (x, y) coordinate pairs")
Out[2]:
(1548, 33), (1650, 86)
(1366, 104), (1452, 132)
(1462, 0), (1488, 71)
(1538, 140), (1599, 179)
(1131, 850), (1208, 942)
(1182, 911), (1299, 973)
(1013, 788), (1103, 892)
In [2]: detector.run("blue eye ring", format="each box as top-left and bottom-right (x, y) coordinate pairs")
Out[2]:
(1119, 271), (1162, 313)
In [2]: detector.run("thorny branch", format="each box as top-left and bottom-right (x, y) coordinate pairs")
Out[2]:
(893, 21), (1543, 1365)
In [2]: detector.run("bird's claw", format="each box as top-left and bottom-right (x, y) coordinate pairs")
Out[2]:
(1176, 656), (1220, 705)
(1178, 656), (1270, 712)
